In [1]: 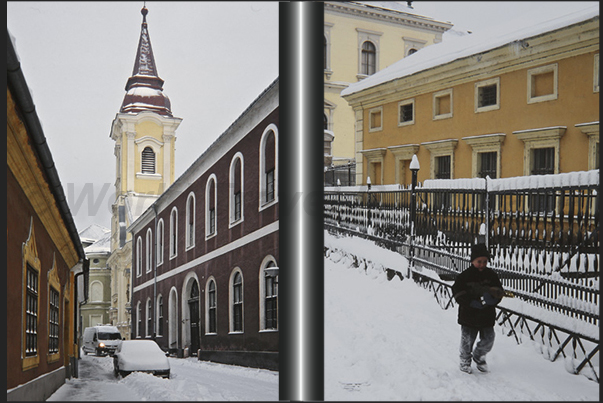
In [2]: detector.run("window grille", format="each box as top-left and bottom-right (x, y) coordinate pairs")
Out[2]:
(478, 84), (497, 107)
(233, 273), (243, 332)
(400, 103), (413, 122)
(49, 288), (60, 354)
(141, 147), (155, 174)
(25, 265), (38, 356)
(208, 280), (217, 333)
(479, 152), (497, 178)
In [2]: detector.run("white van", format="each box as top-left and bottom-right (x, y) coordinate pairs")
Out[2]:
(82, 325), (123, 356)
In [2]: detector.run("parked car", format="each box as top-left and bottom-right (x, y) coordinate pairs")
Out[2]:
(113, 340), (170, 378)
(82, 325), (123, 356)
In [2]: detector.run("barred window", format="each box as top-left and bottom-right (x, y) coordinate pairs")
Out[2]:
(265, 263), (278, 330)
(479, 152), (497, 179)
(141, 147), (156, 174)
(232, 272), (243, 332)
(25, 265), (38, 356)
(208, 280), (217, 334)
(478, 84), (497, 107)
(49, 288), (60, 354)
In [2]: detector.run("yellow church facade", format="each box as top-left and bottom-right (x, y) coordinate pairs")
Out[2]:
(324, 1), (452, 171)
(342, 8), (599, 186)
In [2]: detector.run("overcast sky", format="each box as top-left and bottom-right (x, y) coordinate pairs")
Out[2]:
(7, 2), (598, 234)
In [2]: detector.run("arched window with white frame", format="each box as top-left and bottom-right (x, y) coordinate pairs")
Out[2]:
(229, 153), (244, 225)
(136, 236), (143, 277)
(206, 174), (217, 238)
(259, 124), (278, 209)
(259, 256), (278, 331)
(146, 228), (153, 273)
(141, 146), (156, 174)
(146, 298), (153, 337)
(205, 278), (217, 335)
(186, 192), (196, 249)
(136, 301), (142, 338)
(229, 269), (244, 333)
(169, 207), (178, 258)
(156, 219), (164, 265)
(156, 294), (164, 337)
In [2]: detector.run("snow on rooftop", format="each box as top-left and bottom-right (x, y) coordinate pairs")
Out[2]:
(341, 5), (599, 97)
(79, 224), (111, 243)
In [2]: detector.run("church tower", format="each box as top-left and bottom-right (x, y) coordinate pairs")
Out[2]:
(108, 5), (182, 338)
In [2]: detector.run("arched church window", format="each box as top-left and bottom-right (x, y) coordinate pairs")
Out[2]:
(141, 147), (156, 174)
(361, 41), (376, 75)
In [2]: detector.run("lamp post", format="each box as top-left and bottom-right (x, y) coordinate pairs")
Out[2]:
(409, 155), (420, 278)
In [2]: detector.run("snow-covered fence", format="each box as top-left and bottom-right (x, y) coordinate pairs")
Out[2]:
(324, 170), (599, 327)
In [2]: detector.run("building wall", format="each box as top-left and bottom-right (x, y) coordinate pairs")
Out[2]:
(130, 88), (279, 360)
(6, 145), (78, 398)
(324, 2), (452, 166)
(347, 17), (599, 185)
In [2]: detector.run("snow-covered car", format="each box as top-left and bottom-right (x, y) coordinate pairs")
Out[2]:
(113, 340), (170, 378)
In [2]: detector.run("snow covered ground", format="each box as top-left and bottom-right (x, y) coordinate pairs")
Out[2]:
(324, 231), (599, 401)
(47, 353), (278, 401)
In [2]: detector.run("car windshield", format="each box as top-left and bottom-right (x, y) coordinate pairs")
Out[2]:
(98, 332), (121, 340)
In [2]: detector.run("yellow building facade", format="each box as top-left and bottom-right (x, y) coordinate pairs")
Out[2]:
(342, 8), (599, 186)
(324, 1), (452, 170)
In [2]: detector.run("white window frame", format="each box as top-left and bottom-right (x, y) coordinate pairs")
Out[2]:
(136, 236), (143, 277)
(145, 228), (153, 273)
(185, 192), (196, 250)
(156, 218), (164, 266)
(398, 99), (415, 127)
(229, 152), (245, 228)
(474, 77), (501, 113)
(259, 124), (279, 210)
(356, 28), (382, 80)
(433, 88), (453, 120)
(205, 174), (218, 240)
(169, 207), (178, 259)
(259, 256), (279, 332)
(205, 277), (218, 336)
(527, 63), (558, 104)
(229, 268), (244, 334)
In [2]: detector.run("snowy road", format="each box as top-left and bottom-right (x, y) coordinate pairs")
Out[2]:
(324, 231), (599, 401)
(48, 353), (279, 401)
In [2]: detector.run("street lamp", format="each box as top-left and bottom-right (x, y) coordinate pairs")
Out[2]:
(409, 155), (420, 278)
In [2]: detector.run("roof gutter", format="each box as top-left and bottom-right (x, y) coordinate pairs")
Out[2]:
(7, 29), (86, 262)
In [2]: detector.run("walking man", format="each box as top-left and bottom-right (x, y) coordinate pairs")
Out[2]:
(452, 243), (504, 374)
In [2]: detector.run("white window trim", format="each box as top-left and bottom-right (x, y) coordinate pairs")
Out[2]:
(146, 298), (152, 338)
(205, 277), (218, 336)
(169, 207), (178, 260)
(462, 133), (506, 179)
(229, 152), (245, 228)
(145, 228), (153, 273)
(259, 124), (279, 211)
(474, 77), (501, 113)
(156, 218), (164, 266)
(136, 301), (142, 338)
(527, 63), (558, 104)
(513, 126), (566, 176)
(156, 294), (163, 337)
(185, 192), (196, 250)
(229, 268), (244, 334)
(136, 236), (143, 277)
(258, 256), (278, 332)
(398, 98), (415, 127)
(356, 28), (382, 79)
(422, 139), (458, 179)
(324, 23), (333, 79)
(433, 88), (453, 120)
(368, 106), (383, 133)
(205, 174), (218, 240)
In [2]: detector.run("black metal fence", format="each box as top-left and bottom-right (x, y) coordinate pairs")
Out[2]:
(324, 172), (599, 327)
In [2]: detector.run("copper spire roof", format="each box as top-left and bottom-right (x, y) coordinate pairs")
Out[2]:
(120, 5), (172, 116)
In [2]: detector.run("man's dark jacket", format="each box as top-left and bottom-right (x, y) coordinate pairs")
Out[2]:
(452, 265), (503, 328)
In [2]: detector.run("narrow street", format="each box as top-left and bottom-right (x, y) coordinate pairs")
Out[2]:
(48, 353), (279, 401)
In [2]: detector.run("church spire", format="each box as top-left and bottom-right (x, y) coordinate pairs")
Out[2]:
(120, 5), (173, 116)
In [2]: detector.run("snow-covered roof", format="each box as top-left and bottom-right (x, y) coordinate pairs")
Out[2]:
(79, 224), (111, 244)
(341, 5), (599, 97)
(84, 232), (111, 255)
